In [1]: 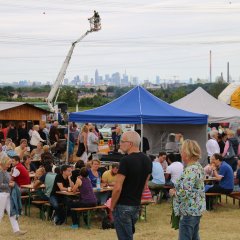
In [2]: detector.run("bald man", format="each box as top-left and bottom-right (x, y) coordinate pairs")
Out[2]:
(111, 131), (152, 240)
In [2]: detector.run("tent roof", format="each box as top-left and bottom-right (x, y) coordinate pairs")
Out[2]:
(172, 87), (240, 123)
(69, 86), (207, 124)
(218, 82), (240, 104)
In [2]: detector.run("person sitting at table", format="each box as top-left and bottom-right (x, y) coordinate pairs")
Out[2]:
(88, 159), (101, 187)
(88, 159), (108, 204)
(148, 154), (165, 197)
(41, 145), (54, 164)
(14, 139), (29, 160)
(71, 160), (85, 183)
(22, 154), (36, 172)
(11, 155), (31, 188)
(31, 142), (44, 162)
(50, 164), (74, 225)
(69, 167), (97, 229)
(102, 163), (119, 186)
(158, 152), (168, 172)
(165, 153), (183, 186)
(205, 153), (234, 210)
(33, 161), (57, 201)
(0, 154), (27, 235)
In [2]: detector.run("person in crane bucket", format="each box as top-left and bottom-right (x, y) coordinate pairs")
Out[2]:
(88, 10), (101, 31)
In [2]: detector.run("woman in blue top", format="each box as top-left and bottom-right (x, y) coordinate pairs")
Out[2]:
(88, 159), (109, 205)
(88, 159), (101, 187)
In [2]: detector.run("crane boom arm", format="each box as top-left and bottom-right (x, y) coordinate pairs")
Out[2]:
(46, 30), (91, 112)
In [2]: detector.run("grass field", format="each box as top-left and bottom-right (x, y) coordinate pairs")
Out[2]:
(0, 198), (239, 240)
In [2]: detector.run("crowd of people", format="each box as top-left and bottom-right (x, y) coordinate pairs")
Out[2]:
(1, 119), (240, 240)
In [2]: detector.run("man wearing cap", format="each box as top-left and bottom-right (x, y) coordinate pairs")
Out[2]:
(11, 155), (30, 188)
(14, 139), (29, 160)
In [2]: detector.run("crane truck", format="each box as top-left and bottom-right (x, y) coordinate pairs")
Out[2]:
(45, 12), (101, 119)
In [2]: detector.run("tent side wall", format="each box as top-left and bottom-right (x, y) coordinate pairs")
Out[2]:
(142, 124), (208, 166)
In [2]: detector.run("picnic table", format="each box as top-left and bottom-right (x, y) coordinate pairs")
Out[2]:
(21, 184), (45, 216)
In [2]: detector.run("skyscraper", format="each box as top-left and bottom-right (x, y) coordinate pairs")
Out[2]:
(95, 69), (99, 85)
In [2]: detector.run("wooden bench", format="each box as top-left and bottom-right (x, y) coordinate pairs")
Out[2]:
(226, 192), (240, 207)
(21, 195), (29, 215)
(205, 193), (222, 210)
(157, 185), (173, 203)
(140, 200), (155, 221)
(71, 205), (107, 228)
(31, 200), (49, 219)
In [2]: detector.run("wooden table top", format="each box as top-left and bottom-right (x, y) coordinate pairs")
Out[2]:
(56, 186), (113, 196)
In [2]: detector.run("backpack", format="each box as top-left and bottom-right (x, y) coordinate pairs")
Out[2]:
(102, 216), (114, 230)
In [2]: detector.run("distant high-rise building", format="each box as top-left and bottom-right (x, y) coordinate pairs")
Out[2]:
(132, 77), (138, 85)
(84, 75), (89, 83)
(122, 73), (129, 86)
(156, 76), (160, 85)
(112, 72), (121, 86)
(105, 74), (110, 83)
(95, 69), (100, 85)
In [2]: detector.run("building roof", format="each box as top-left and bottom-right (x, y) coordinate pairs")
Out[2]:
(0, 102), (50, 113)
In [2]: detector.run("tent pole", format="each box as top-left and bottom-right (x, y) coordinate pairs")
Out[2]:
(66, 119), (70, 164)
(141, 119), (143, 152)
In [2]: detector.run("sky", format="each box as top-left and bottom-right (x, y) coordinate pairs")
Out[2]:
(1, 0), (240, 84)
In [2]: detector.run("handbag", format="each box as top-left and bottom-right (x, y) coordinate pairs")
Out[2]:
(170, 199), (180, 230)
(76, 142), (85, 157)
(225, 141), (236, 159)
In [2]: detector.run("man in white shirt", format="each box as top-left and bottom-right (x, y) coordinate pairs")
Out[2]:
(165, 153), (183, 185)
(206, 130), (220, 163)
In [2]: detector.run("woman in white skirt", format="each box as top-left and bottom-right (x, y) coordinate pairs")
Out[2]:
(0, 154), (27, 235)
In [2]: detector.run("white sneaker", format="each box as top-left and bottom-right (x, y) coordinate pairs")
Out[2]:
(14, 230), (27, 235)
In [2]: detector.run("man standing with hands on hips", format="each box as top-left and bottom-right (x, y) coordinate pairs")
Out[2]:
(111, 131), (152, 240)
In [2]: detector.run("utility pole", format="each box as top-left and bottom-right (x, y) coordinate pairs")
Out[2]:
(227, 62), (230, 83)
(209, 50), (212, 83)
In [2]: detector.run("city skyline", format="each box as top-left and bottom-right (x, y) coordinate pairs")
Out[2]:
(1, 1), (240, 84)
(0, 68), (202, 87)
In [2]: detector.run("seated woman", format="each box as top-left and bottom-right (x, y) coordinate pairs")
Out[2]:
(88, 159), (101, 188)
(31, 142), (44, 161)
(22, 154), (36, 172)
(88, 159), (109, 205)
(69, 167), (97, 229)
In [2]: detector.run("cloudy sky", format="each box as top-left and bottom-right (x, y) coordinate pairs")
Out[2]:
(1, 0), (240, 84)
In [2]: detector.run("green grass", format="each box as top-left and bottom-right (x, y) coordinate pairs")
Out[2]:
(0, 198), (239, 240)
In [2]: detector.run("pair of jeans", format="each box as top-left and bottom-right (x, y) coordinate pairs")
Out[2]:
(49, 195), (66, 225)
(113, 204), (140, 240)
(179, 216), (201, 240)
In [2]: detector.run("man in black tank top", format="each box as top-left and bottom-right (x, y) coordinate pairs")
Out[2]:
(111, 131), (152, 240)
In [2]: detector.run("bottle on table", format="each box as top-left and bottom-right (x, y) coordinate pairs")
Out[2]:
(96, 177), (101, 191)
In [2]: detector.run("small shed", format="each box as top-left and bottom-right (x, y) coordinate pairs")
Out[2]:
(0, 102), (50, 126)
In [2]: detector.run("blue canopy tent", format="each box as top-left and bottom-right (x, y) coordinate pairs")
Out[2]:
(69, 86), (207, 124)
(69, 86), (208, 165)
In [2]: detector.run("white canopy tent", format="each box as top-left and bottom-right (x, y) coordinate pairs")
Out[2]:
(172, 87), (240, 123)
